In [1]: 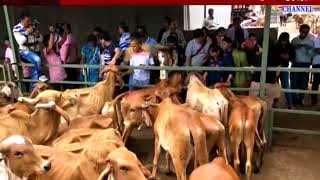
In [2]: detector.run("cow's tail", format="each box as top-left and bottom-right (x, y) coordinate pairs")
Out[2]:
(256, 98), (268, 148)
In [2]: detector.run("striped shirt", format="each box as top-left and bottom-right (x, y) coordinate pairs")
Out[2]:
(12, 23), (29, 51)
(119, 32), (131, 52)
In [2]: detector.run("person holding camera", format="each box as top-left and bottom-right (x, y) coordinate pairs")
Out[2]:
(42, 26), (67, 90)
(57, 23), (78, 89)
(13, 13), (42, 89)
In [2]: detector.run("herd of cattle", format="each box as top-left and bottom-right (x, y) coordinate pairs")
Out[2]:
(0, 64), (268, 180)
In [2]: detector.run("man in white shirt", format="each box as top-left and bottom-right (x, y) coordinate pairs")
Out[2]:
(311, 34), (320, 105)
(12, 13), (42, 86)
(203, 8), (217, 29)
(185, 29), (211, 66)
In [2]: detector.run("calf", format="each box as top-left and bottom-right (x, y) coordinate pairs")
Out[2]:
(0, 135), (51, 179)
(98, 147), (150, 180)
(189, 157), (239, 180)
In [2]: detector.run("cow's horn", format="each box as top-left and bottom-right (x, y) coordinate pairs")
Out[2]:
(98, 163), (112, 180)
(19, 97), (40, 105)
(141, 102), (159, 108)
(35, 101), (56, 109)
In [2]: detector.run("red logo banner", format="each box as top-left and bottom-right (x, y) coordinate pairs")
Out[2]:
(0, 0), (319, 5)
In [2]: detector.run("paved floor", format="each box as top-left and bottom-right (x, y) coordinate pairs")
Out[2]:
(126, 105), (320, 180)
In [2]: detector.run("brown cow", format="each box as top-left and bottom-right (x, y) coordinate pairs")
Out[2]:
(215, 86), (262, 180)
(0, 82), (51, 116)
(215, 83), (267, 164)
(53, 128), (124, 172)
(28, 145), (99, 180)
(0, 82), (21, 106)
(57, 115), (114, 136)
(115, 85), (180, 143)
(0, 135), (51, 179)
(62, 64), (124, 120)
(189, 157), (239, 180)
(138, 97), (209, 180)
(186, 74), (229, 126)
(98, 147), (151, 180)
(31, 128), (124, 180)
(0, 90), (75, 144)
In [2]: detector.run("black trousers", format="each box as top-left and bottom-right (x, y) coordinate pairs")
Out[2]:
(311, 64), (320, 104)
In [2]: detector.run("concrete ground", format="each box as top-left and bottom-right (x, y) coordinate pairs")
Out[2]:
(126, 106), (320, 180)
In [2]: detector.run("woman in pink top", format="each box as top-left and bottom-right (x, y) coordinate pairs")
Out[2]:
(58, 23), (78, 89)
(42, 26), (67, 90)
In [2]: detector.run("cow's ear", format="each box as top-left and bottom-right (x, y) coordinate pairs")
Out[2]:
(0, 144), (11, 155)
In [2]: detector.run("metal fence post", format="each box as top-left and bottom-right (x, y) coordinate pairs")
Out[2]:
(259, 5), (271, 99)
(3, 5), (22, 91)
(259, 6), (272, 148)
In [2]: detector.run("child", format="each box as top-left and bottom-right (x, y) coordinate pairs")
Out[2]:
(123, 34), (154, 90)
(203, 44), (224, 87)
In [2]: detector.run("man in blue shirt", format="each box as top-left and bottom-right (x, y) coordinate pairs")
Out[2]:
(137, 25), (157, 47)
(291, 24), (315, 106)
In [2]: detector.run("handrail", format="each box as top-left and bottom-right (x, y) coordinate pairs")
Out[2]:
(0, 65), (7, 83)
(18, 63), (320, 73)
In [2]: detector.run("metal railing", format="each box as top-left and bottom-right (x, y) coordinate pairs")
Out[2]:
(10, 62), (320, 147)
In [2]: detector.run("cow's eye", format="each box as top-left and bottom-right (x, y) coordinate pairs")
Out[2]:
(14, 151), (23, 157)
(119, 166), (129, 172)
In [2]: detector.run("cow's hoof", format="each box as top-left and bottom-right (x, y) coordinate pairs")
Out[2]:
(148, 175), (158, 180)
(165, 170), (174, 176)
(253, 165), (261, 174)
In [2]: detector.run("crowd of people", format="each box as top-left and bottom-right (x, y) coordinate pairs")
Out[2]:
(2, 10), (320, 109)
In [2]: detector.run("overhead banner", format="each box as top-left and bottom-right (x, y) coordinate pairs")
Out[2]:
(1, 0), (319, 5)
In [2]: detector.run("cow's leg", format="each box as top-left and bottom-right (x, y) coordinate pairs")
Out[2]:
(171, 155), (187, 180)
(190, 126), (208, 168)
(217, 127), (228, 164)
(230, 127), (242, 173)
(244, 135), (254, 180)
(150, 134), (161, 179)
(165, 152), (173, 175)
